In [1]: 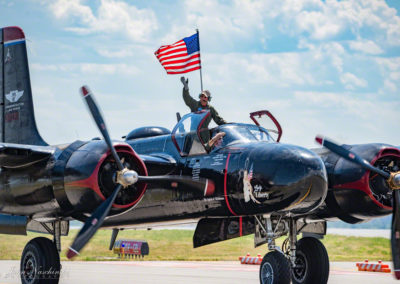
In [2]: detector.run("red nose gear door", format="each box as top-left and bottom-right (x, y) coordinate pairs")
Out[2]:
(249, 110), (282, 142)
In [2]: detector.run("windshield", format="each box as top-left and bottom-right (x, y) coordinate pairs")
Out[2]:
(174, 111), (209, 134)
(172, 110), (211, 156)
(212, 124), (273, 148)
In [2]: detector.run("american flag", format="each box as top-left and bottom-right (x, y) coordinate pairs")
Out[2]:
(155, 33), (201, 74)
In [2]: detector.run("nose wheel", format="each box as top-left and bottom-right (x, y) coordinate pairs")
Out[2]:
(259, 251), (291, 284)
(259, 237), (329, 284)
(291, 237), (329, 284)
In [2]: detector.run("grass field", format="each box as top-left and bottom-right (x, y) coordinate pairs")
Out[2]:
(0, 229), (391, 262)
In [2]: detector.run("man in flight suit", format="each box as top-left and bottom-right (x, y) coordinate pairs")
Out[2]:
(180, 76), (226, 152)
(180, 76), (227, 126)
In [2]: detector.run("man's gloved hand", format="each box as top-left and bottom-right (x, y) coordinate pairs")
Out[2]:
(180, 76), (189, 90)
(208, 132), (226, 147)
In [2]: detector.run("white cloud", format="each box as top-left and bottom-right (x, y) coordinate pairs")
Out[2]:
(292, 91), (398, 127)
(375, 57), (400, 95)
(340, 72), (368, 90)
(349, 39), (383, 55)
(390, 72), (400, 81)
(49, 0), (158, 42)
(95, 48), (134, 58)
(204, 52), (321, 88)
(284, 91), (399, 146)
(31, 64), (58, 71)
(203, 42), (354, 90)
(316, 42), (345, 73)
(183, 0), (265, 35)
(278, 0), (400, 46)
(376, 57), (400, 72)
(50, 0), (94, 23)
(382, 79), (397, 93)
(31, 63), (140, 76)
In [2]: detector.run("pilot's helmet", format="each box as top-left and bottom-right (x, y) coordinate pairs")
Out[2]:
(199, 90), (212, 101)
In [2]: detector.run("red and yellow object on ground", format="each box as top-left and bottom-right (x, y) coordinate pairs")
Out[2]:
(239, 253), (263, 265)
(356, 260), (391, 273)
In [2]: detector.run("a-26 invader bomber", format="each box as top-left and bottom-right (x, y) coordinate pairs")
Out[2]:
(1, 26), (400, 284)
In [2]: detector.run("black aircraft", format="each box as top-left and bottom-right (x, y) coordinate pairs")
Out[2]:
(0, 26), (400, 284)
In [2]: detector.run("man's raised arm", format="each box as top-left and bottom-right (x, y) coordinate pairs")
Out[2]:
(181, 76), (197, 112)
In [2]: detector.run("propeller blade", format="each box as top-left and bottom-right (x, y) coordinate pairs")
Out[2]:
(315, 135), (390, 179)
(80, 86), (124, 171)
(67, 184), (122, 259)
(392, 190), (400, 279)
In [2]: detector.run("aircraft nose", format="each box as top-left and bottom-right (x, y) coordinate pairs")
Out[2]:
(245, 143), (328, 214)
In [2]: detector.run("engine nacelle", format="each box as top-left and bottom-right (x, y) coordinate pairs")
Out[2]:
(313, 143), (400, 223)
(62, 140), (148, 216)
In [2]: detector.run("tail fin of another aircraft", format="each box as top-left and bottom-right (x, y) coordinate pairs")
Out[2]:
(0, 26), (47, 145)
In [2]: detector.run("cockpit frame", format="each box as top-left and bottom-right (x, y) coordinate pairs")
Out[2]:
(250, 110), (282, 142)
(171, 110), (211, 156)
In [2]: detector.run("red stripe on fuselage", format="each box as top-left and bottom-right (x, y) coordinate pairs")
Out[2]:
(3, 26), (25, 42)
(224, 153), (238, 216)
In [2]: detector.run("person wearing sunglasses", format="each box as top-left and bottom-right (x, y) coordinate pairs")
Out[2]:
(180, 76), (227, 126)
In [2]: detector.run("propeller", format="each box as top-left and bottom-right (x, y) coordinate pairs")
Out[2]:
(315, 135), (400, 278)
(67, 86), (212, 259)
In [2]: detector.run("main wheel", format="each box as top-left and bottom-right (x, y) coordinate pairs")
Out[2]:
(20, 237), (61, 284)
(259, 250), (291, 284)
(292, 237), (329, 284)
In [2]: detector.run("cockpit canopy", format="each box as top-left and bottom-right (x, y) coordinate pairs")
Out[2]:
(214, 124), (273, 148)
(171, 110), (276, 156)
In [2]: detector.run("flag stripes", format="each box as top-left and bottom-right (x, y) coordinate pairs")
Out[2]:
(155, 33), (201, 75)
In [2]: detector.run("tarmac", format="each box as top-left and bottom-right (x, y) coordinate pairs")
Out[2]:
(0, 260), (398, 284)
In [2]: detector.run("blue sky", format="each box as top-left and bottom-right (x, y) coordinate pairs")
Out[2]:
(1, 0), (399, 148)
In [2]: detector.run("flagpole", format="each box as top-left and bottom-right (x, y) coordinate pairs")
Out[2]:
(196, 29), (203, 92)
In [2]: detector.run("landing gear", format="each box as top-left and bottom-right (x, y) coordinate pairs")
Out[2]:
(292, 237), (329, 284)
(20, 237), (61, 284)
(259, 251), (291, 284)
(256, 216), (330, 284)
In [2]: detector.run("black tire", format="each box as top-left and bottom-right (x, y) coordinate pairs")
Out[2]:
(36, 237), (61, 284)
(20, 237), (61, 284)
(292, 237), (329, 284)
(259, 251), (291, 284)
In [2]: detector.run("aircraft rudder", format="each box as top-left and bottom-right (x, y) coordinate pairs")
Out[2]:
(1, 26), (47, 145)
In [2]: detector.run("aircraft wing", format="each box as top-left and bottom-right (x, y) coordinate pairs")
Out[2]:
(0, 143), (56, 168)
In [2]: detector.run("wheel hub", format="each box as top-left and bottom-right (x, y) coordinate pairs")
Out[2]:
(22, 251), (37, 284)
(261, 262), (274, 284)
(292, 251), (308, 282)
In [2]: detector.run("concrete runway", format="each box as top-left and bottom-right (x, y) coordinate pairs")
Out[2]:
(0, 260), (398, 284)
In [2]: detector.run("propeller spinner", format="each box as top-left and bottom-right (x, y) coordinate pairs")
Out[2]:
(315, 135), (400, 279)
